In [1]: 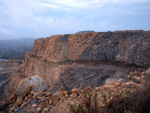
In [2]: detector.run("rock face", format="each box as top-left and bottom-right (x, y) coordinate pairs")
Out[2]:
(0, 74), (9, 101)
(18, 30), (150, 93)
(50, 65), (128, 93)
(0, 79), (9, 101)
(21, 30), (150, 66)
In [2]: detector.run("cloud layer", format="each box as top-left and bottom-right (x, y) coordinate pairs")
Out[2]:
(0, 0), (150, 39)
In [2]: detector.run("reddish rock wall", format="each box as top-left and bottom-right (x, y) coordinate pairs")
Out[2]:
(18, 30), (150, 92)
(26, 31), (150, 66)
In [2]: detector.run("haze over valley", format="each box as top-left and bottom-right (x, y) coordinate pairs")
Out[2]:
(0, 38), (35, 59)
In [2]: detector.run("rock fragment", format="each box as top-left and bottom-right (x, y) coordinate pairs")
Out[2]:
(15, 97), (23, 106)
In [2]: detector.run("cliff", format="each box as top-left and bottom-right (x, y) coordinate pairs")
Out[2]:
(18, 30), (150, 92)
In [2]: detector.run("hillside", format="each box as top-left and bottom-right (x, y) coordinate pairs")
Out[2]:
(0, 30), (150, 113)
(17, 30), (150, 91)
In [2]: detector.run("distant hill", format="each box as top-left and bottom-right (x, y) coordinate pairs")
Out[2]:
(76, 30), (95, 33)
(0, 38), (35, 59)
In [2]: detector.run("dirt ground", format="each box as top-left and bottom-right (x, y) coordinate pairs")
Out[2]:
(0, 60), (21, 75)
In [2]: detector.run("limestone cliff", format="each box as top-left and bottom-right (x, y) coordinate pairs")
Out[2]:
(18, 30), (150, 92)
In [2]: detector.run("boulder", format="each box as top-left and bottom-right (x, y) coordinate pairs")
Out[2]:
(16, 76), (47, 96)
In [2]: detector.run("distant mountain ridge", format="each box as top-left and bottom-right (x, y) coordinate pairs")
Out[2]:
(0, 38), (35, 59)
(76, 30), (95, 33)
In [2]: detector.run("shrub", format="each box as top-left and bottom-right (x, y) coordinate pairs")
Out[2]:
(123, 83), (150, 113)
(70, 92), (98, 113)
(70, 82), (150, 113)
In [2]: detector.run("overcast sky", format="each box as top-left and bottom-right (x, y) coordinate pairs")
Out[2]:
(0, 0), (150, 40)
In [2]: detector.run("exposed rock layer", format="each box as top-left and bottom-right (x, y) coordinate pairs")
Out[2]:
(23, 30), (150, 66)
(18, 30), (150, 92)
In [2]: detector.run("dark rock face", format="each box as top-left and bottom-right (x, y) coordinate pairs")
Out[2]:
(0, 74), (9, 101)
(50, 65), (128, 93)
(79, 31), (150, 66)
(15, 30), (150, 93)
